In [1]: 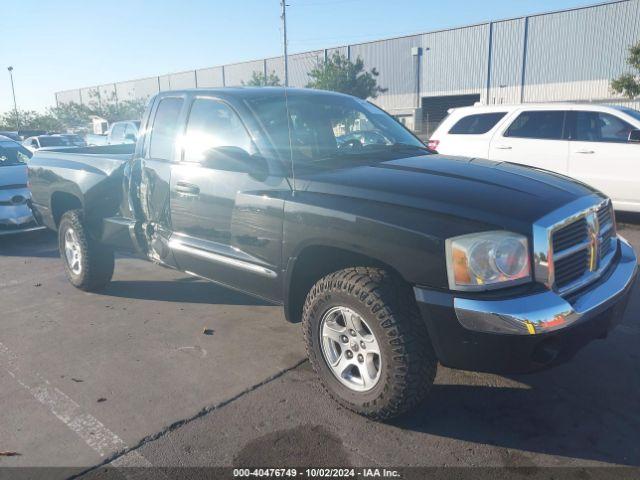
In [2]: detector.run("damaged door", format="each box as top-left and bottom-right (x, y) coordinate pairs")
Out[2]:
(139, 95), (185, 265)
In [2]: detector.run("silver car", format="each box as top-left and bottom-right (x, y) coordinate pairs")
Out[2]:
(0, 136), (45, 235)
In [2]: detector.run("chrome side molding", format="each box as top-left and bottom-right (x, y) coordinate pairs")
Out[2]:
(168, 239), (278, 279)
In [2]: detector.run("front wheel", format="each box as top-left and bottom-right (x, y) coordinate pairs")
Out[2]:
(302, 267), (437, 420)
(58, 210), (114, 291)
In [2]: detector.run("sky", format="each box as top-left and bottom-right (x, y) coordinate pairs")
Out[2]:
(1, 0), (601, 114)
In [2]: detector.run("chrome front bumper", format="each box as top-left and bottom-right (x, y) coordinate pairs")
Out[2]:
(454, 237), (638, 336)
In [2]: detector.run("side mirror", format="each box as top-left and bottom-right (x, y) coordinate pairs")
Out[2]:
(203, 146), (268, 177)
(628, 129), (640, 143)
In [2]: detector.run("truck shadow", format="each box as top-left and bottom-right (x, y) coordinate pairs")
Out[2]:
(0, 230), (59, 258)
(393, 282), (640, 466)
(101, 278), (274, 306)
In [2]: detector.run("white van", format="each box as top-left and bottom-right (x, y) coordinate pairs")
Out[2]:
(429, 104), (640, 212)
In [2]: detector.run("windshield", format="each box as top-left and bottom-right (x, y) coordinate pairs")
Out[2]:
(39, 136), (71, 147)
(245, 92), (427, 167)
(0, 141), (32, 166)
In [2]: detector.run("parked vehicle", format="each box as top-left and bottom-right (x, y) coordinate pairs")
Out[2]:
(106, 120), (140, 145)
(336, 130), (391, 147)
(0, 131), (21, 142)
(53, 134), (87, 147)
(28, 89), (637, 419)
(85, 133), (108, 146)
(23, 135), (73, 152)
(0, 136), (46, 235)
(429, 103), (640, 212)
(18, 129), (46, 140)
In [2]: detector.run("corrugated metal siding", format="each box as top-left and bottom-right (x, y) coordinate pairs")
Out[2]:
(98, 84), (117, 102)
(265, 57), (285, 83)
(420, 24), (489, 97)
(55, 0), (640, 116)
(196, 66), (224, 87)
(56, 89), (82, 105)
(115, 80), (138, 101)
(488, 18), (525, 104)
(158, 75), (171, 91)
(524, 0), (640, 101)
(289, 50), (323, 87)
(224, 60), (264, 86)
(326, 46), (348, 59)
(351, 35), (421, 110)
(169, 71), (197, 89)
(79, 87), (98, 105)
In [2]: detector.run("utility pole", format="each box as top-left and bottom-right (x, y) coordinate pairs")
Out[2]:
(280, 0), (289, 87)
(7, 66), (20, 130)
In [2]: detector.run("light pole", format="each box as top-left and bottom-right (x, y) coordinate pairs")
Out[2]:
(7, 66), (20, 130)
(280, 0), (289, 87)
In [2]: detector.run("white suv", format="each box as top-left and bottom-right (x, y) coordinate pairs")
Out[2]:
(429, 104), (640, 212)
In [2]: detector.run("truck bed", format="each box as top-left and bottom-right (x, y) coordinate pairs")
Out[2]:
(28, 143), (136, 232)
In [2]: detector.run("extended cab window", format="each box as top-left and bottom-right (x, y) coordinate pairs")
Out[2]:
(504, 110), (566, 140)
(575, 111), (634, 143)
(124, 123), (137, 141)
(448, 112), (506, 135)
(181, 98), (252, 165)
(110, 124), (126, 142)
(149, 97), (184, 161)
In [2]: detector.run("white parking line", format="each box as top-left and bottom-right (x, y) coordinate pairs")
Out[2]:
(0, 341), (153, 473)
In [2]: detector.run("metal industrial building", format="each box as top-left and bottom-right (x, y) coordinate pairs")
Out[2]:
(56, 0), (640, 135)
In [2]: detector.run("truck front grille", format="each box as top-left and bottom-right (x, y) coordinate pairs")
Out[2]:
(541, 199), (616, 296)
(554, 250), (589, 288)
(552, 218), (587, 253)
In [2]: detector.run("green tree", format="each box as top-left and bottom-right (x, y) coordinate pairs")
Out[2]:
(0, 92), (149, 133)
(611, 41), (640, 99)
(0, 109), (64, 132)
(306, 53), (387, 99)
(243, 70), (282, 87)
(47, 102), (94, 128)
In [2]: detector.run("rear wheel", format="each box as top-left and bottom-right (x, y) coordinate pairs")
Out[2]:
(58, 210), (114, 291)
(302, 267), (437, 420)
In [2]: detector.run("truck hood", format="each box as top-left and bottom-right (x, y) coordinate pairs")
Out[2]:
(0, 164), (27, 187)
(296, 154), (601, 231)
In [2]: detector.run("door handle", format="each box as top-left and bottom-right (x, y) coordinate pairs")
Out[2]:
(175, 182), (200, 196)
(494, 145), (512, 150)
(576, 150), (595, 154)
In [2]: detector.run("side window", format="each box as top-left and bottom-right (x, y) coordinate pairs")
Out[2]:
(448, 112), (507, 135)
(124, 123), (137, 140)
(504, 111), (566, 140)
(182, 98), (252, 164)
(575, 111), (635, 143)
(110, 124), (126, 142)
(149, 97), (184, 161)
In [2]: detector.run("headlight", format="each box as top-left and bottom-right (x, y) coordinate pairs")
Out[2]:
(446, 231), (531, 291)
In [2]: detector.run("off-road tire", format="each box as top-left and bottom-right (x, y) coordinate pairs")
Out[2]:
(302, 267), (437, 420)
(58, 210), (114, 291)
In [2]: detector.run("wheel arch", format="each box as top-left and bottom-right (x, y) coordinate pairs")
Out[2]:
(283, 243), (407, 324)
(50, 191), (83, 227)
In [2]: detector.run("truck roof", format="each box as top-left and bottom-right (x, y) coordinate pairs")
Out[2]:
(155, 87), (354, 100)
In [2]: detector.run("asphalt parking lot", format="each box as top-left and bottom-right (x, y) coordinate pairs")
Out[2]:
(0, 221), (639, 478)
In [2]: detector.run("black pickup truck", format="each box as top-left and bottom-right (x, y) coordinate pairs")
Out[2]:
(29, 88), (637, 419)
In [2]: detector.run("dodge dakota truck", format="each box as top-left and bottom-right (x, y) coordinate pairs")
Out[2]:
(28, 88), (638, 419)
